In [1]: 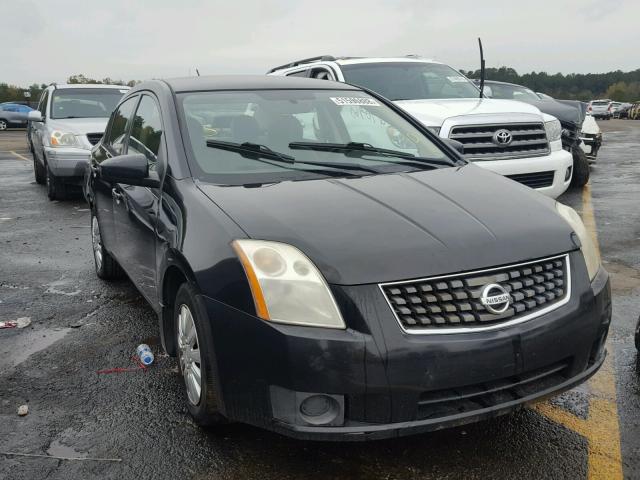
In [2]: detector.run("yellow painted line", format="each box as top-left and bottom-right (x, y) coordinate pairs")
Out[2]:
(536, 182), (622, 479)
(9, 150), (30, 162)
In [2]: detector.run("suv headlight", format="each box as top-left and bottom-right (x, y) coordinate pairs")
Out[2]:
(544, 119), (562, 143)
(232, 239), (346, 329)
(50, 130), (80, 148)
(555, 202), (600, 280)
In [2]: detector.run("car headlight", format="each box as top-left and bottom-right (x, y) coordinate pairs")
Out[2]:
(232, 239), (345, 329)
(50, 130), (80, 147)
(555, 202), (600, 281)
(544, 119), (562, 143)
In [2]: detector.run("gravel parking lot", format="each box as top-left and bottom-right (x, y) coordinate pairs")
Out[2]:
(1, 121), (639, 479)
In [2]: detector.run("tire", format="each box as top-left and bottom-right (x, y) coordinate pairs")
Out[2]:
(33, 153), (45, 185)
(46, 162), (66, 200)
(0, 119), (8, 131)
(570, 148), (590, 188)
(91, 213), (124, 280)
(174, 282), (226, 426)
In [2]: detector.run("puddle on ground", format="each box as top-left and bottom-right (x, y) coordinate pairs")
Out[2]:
(0, 327), (71, 369)
(47, 439), (87, 459)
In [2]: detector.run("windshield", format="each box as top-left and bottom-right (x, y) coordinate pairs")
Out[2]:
(340, 62), (480, 101)
(50, 88), (128, 119)
(179, 89), (452, 185)
(487, 83), (541, 101)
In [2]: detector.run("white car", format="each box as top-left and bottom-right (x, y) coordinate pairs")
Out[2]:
(268, 56), (573, 198)
(587, 99), (612, 120)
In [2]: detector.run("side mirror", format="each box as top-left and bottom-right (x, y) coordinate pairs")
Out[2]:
(482, 86), (493, 98)
(28, 110), (44, 122)
(98, 153), (160, 187)
(443, 138), (464, 155)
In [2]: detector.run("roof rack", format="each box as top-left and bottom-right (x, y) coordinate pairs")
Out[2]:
(267, 55), (336, 73)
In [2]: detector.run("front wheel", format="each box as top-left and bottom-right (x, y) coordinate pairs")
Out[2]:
(33, 154), (45, 185)
(174, 283), (226, 426)
(0, 119), (8, 131)
(46, 163), (67, 200)
(91, 214), (123, 280)
(570, 148), (590, 188)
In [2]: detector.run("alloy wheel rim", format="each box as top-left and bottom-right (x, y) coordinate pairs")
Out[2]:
(177, 304), (202, 405)
(0, 121), (6, 131)
(91, 216), (103, 271)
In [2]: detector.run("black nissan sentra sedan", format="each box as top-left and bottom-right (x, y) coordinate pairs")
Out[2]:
(85, 76), (611, 440)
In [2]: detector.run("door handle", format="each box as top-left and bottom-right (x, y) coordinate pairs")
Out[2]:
(112, 188), (123, 204)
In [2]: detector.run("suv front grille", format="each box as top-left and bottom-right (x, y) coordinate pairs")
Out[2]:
(449, 123), (549, 160)
(380, 254), (570, 334)
(506, 171), (555, 189)
(86, 133), (103, 145)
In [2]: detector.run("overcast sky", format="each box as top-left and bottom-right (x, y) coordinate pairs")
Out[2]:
(2, 0), (638, 86)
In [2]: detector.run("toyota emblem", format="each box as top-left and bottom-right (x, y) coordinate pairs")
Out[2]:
(492, 129), (513, 146)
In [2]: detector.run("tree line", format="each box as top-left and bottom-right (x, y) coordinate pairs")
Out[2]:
(2, 68), (640, 104)
(0, 74), (140, 104)
(460, 67), (640, 102)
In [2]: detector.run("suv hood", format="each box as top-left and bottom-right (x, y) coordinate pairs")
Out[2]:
(48, 118), (109, 135)
(198, 165), (575, 285)
(393, 98), (543, 127)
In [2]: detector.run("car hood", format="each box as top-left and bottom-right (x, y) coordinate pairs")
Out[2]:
(512, 99), (583, 127)
(48, 118), (109, 135)
(198, 165), (576, 285)
(393, 98), (543, 127)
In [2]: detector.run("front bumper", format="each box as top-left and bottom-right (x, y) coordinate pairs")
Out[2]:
(44, 146), (90, 180)
(473, 147), (573, 199)
(580, 134), (603, 162)
(202, 253), (611, 441)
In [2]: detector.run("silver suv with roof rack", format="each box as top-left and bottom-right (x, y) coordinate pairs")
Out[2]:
(28, 83), (129, 200)
(268, 56), (574, 198)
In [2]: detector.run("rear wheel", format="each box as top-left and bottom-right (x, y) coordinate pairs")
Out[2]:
(570, 148), (590, 188)
(174, 283), (226, 426)
(46, 163), (66, 200)
(91, 214), (124, 280)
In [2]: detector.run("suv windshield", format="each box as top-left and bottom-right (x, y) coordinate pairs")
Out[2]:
(50, 88), (127, 119)
(487, 83), (540, 102)
(179, 89), (452, 185)
(340, 62), (480, 101)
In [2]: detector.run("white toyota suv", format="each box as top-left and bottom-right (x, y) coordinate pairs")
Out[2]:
(268, 56), (573, 198)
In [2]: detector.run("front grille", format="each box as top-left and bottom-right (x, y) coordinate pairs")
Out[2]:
(506, 171), (555, 189)
(86, 133), (103, 145)
(380, 254), (570, 333)
(416, 359), (571, 420)
(449, 123), (549, 160)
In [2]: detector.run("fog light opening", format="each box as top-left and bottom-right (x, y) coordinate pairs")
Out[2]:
(565, 166), (573, 182)
(299, 394), (340, 425)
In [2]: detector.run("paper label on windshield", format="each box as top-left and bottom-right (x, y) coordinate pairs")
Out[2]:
(447, 76), (469, 83)
(119, 89), (129, 93)
(330, 97), (380, 107)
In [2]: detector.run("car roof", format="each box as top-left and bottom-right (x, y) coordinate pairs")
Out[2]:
(333, 57), (440, 66)
(161, 75), (361, 93)
(51, 84), (130, 90)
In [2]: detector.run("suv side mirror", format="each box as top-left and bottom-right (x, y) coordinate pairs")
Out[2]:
(482, 86), (493, 98)
(443, 138), (464, 155)
(28, 110), (44, 122)
(98, 153), (160, 187)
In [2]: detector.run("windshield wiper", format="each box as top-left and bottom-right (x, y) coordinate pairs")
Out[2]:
(289, 141), (454, 166)
(205, 140), (379, 176)
(206, 140), (295, 163)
